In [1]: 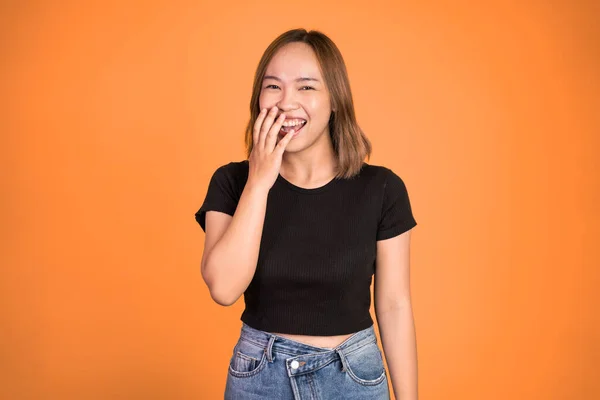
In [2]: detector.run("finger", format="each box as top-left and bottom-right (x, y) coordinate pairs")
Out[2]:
(265, 113), (286, 151)
(259, 106), (279, 148)
(275, 128), (296, 153)
(253, 108), (267, 147)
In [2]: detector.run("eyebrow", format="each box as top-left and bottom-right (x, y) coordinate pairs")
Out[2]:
(263, 75), (320, 83)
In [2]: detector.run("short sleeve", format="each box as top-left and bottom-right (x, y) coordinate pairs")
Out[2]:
(194, 163), (240, 232)
(376, 168), (417, 241)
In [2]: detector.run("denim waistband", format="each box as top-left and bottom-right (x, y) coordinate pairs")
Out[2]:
(237, 322), (378, 377)
(241, 321), (376, 353)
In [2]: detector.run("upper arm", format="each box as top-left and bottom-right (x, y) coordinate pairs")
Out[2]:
(373, 167), (417, 312)
(194, 162), (242, 271)
(201, 211), (233, 271)
(374, 229), (413, 314)
(376, 168), (416, 241)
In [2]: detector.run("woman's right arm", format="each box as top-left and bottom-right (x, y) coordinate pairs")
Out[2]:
(201, 185), (269, 306)
(201, 106), (296, 306)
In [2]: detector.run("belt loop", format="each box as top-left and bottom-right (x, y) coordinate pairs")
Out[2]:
(265, 335), (276, 363)
(335, 348), (348, 372)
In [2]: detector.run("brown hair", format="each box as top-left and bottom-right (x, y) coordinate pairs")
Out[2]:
(244, 29), (372, 179)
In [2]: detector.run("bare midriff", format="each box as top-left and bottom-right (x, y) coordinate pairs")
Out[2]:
(270, 332), (354, 350)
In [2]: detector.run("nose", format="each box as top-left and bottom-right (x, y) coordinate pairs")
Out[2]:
(276, 87), (299, 111)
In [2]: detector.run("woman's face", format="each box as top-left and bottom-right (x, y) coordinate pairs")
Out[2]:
(259, 42), (333, 149)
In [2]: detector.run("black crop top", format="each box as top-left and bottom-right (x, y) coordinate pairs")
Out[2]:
(195, 160), (417, 335)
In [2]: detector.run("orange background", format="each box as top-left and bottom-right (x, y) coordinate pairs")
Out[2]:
(2, 1), (598, 399)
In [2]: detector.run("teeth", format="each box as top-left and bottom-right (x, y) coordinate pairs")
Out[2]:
(282, 119), (306, 127)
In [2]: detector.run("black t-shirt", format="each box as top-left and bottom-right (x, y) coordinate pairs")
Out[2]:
(195, 160), (417, 335)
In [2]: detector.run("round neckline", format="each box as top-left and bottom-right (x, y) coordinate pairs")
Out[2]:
(277, 172), (339, 194)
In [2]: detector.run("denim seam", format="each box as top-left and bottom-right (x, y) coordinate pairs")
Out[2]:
(341, 338), (377, 357)
(228, 351), (268, 378)
(345, 368), (387, 386)
(288, 357), (338, 377)
(236, 351), (260, 363)
(273, 348), (301, 357)
(239, 337), (269, 350)
(307, 373), (318, 398)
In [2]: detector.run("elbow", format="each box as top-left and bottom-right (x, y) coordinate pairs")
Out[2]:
(201, 265), (239, 306)
(208, 286), (239, 306)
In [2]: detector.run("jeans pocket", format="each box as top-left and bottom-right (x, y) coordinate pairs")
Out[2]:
(344, 340), (387, 386)
(228, 338), (267, 378)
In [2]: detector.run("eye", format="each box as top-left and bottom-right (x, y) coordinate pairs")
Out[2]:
(265, 85), (315, 90)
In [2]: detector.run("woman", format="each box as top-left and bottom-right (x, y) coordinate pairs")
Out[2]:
(195, 28), (418, 400)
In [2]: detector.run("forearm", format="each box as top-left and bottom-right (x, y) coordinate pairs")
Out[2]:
(376, 302), (418, 400)
(203, 184), (269, 305)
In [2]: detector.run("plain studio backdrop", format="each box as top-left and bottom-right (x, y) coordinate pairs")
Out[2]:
(1, 1), (598, 399)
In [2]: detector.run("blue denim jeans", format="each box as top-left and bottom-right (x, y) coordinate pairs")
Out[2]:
(225, 322), (390, 399)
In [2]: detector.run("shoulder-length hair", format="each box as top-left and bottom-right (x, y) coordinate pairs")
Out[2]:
(244, 28), (371, 179)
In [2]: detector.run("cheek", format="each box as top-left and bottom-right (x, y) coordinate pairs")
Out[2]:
(306, 97), (330, 121)
(259, 91), (278, 109)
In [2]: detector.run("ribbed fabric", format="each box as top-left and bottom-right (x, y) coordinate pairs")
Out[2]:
(195, 160), (417, 335)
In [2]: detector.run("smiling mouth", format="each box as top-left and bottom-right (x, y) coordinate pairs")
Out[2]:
(279, 120), (307, 135)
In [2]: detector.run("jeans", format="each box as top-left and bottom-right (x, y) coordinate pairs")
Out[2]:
(224, 322), (390, 399)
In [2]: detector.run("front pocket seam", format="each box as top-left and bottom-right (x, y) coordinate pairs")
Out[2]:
(342, 341), (386, 386)
(346, 368), (387, 386)
(236, 351), (260, 363)
(228, 351), (268, 378)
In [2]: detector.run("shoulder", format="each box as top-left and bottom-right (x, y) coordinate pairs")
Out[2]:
(360, 163), (412, 202)
(214, 159), (248, 176)
(359, 162), (401, 185)
(206, 159), (250, 196)
(211, 159), (249, 182)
